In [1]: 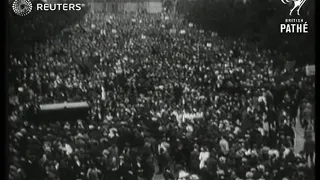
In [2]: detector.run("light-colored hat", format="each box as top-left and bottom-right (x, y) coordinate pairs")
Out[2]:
(20, 128), (27, 134)
(102, 149), (109, 156)
(10, 165), (17, 171)
(217, 169), (225, 175)
(273, 150), (279, 158)
(178, 170), (190, 178)
(251, 150), (258, 156)
(219, 156), (226, 162)
(246, 172), (253, 178)
(15, 132), (23, 138)
(257, 165), (265, 171)
(190, 174), (200, 180)
(245, 150), (252, 156)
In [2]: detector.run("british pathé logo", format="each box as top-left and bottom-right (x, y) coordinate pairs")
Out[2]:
(280, 0), (308, 33)
(281, 0), (307, 16)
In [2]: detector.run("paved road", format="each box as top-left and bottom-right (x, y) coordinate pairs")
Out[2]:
(294, 114), (305, 154)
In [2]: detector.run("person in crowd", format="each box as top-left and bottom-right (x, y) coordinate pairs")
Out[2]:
(87, 163), (101, 180)
(163, 166), (175, 180)
(219, 136), (230, 156)
(8, 12), (314, 180)
(303, 130), (315, 166)
(189, 144), (200, 174)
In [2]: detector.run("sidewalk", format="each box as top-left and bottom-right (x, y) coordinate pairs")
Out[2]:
(294, 108), (315, 167)
(294, 113), (305, 154)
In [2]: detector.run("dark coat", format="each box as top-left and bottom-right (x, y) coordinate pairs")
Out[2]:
(142, 159), (155, 179)
(118, 161), (133, 180)
(132, 162), (144, 180)
(206, 157), (217, 177)
(70, 159), (85, 179)
(304, 139), (315, 154)
(189, 150), (200, 172)
(283, 125), (295, 138)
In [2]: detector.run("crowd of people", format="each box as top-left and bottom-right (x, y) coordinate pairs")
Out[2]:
(8, 11), (315, 180)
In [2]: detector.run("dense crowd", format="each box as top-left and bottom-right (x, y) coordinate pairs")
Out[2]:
(8, 12), (315, 180)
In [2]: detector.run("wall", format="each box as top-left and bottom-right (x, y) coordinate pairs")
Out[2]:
(145, 1), (163, 13)
(89, 1), (163, 13)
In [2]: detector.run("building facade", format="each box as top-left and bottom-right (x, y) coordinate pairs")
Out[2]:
(89, 0), (163, 13)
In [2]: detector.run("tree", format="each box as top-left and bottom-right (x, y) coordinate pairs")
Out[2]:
(187, 0), (315, 66)
(8, 0), (90, 54)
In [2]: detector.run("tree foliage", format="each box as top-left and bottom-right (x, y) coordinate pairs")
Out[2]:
(187, 0), (315, 66)
(8, 0), (90, 54)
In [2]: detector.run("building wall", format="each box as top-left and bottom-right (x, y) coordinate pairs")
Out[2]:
(146, 1), (162, 13)
(89, 1), (162, 13)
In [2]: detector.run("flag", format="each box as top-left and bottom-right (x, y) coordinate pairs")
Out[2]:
(306, 65), (315, 76)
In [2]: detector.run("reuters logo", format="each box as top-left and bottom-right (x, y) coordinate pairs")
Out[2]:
(12, 0), (33, 16)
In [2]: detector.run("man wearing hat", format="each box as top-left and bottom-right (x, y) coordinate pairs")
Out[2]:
(189, 144), (200, 174)
(304, 134), (315, 166)
(163, 166), (175, 180)
(70, 155), (84, 180)
(246, 171), (254, 180)
(206, 154), (218, 179)
(235, 157), (250, 179)
(143, 156), (155, 180)
(118, 155), (133, 180)
(132, 156), (144, 180)
(86, 163), (101, 180)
